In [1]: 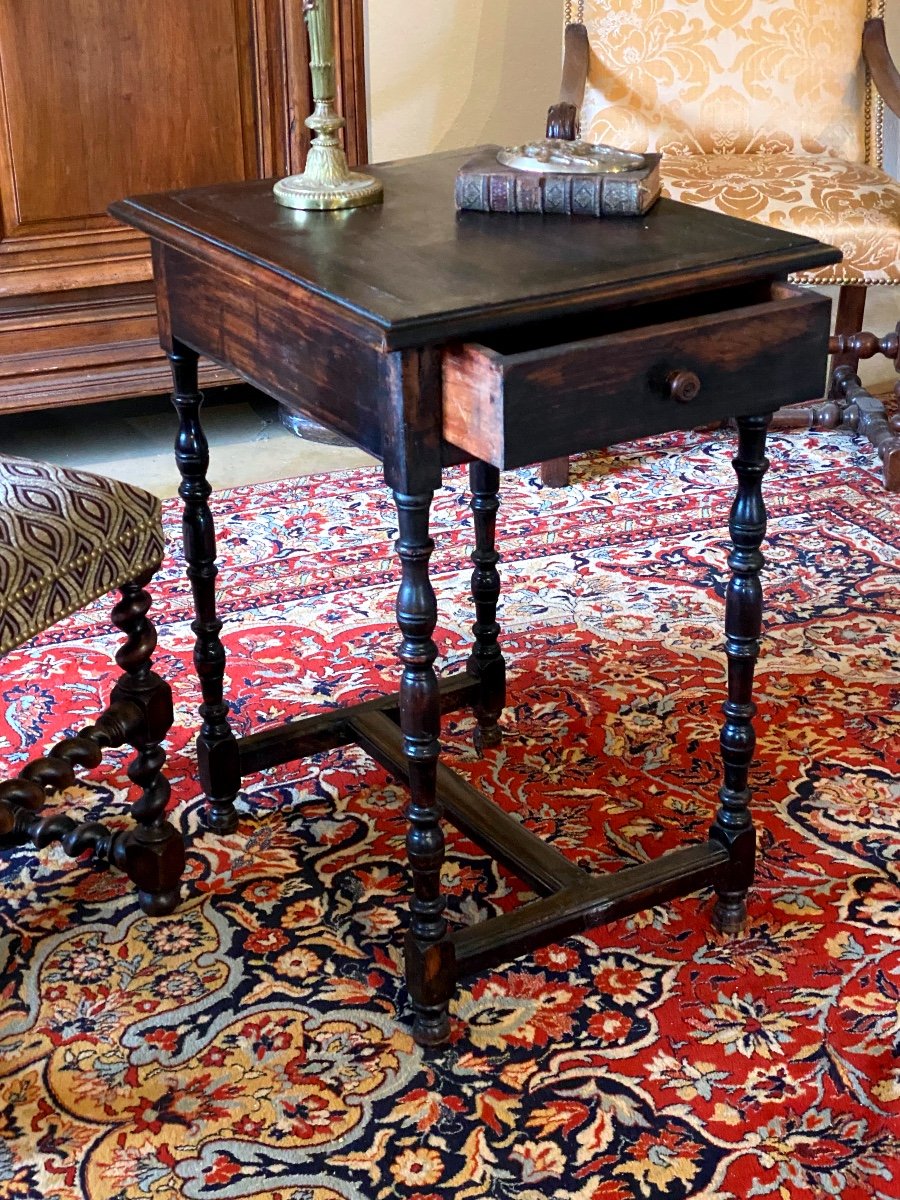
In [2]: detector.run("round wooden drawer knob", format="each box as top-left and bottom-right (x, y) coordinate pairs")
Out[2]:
(667, 370), (702, 403)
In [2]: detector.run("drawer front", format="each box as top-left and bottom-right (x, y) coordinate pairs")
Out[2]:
(442, 286), (831, 469)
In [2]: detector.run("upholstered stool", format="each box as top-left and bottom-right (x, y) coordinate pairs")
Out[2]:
(0, 456), (184, 915)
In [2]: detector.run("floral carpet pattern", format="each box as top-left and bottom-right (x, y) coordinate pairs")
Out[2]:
(0, 423), (897, 1199)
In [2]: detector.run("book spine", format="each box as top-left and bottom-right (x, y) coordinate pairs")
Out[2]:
(489, 174), (515, 213)
(571, 177), (603, 217)
(456, 172), (491, 212)
(541, 176), (573, 215)
(601, 161), (661, 215)
(515, 174), (543, 213)
(456, 167), (658, 216)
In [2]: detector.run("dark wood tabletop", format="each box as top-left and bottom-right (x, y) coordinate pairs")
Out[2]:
(111, 146), (841, 350)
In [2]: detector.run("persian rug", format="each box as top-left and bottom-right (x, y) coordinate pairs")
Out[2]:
(0, 422), (897, 1200)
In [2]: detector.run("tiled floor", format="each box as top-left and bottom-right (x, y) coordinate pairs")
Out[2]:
(0, 387), (375, 499)
(2, 287), (896, 497)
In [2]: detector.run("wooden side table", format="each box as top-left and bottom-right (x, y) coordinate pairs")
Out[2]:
(112, 148), (840, 1047)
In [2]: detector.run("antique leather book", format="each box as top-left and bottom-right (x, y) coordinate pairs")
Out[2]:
(455, 147), (661, 216)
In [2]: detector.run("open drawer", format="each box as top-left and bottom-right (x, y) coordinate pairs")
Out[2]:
(442, 282), (832, 469)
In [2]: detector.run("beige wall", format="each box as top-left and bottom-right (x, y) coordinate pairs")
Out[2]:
(365, 0), (562, 162)
(366, 2), (899, 175)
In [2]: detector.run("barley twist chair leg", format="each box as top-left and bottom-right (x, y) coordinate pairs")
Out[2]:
(108, 570), (184, 915)
(0, 572), (183, 914)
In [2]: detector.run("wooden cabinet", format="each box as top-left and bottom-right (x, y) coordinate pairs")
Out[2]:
(0, 0), (368, 412)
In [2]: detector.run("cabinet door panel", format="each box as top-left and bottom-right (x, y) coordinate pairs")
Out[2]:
(0, 0), (255, 234)
(0, 0), (369, 414)
(0, 0), (308, 294)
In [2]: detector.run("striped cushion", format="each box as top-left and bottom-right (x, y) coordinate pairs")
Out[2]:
(0, 457), (165, 655)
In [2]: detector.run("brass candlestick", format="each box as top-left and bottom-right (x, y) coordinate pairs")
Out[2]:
(274, 0), (383, 211)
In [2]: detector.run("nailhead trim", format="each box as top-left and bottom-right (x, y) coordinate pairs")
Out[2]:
(0, 519), (164, 657)
(865, 0), (885, 169)
(788, 274), (899, 286)
(4, 519), (164, 605)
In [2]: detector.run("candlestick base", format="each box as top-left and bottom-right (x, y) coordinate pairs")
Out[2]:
(274, 170), (383, 212)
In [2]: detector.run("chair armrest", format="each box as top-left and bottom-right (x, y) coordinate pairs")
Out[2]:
(863, 17), (900, 120)
(547, 23), (590, 141)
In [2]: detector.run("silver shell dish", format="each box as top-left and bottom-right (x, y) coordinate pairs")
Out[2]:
(498, 138), (648, 175)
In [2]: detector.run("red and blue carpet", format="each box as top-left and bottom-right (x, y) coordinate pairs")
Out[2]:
(0, 425), (897, 1199)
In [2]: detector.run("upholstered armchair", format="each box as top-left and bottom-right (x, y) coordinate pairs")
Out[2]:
(0, 457), (183, 915)
(542, 0), (900, 489)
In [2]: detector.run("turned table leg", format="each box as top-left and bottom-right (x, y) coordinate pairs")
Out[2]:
(710, 413), (771, 934)
(393, 489), (455, 1046)
(169, 344), (241, 833)
(467, 461), (506, 752)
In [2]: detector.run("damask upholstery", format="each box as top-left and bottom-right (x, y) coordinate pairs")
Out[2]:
(580, 0), (881, 163)
(576, 0), (896, 285)
(662, 156), (900, 286)
(0, 456), (165, 655)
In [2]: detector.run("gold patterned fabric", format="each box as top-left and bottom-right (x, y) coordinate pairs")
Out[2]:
(0, 457), (165, 656)
(580, 0), (883, 166)
(661, 155), (900, 285)
(576, 1), (895, 287)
